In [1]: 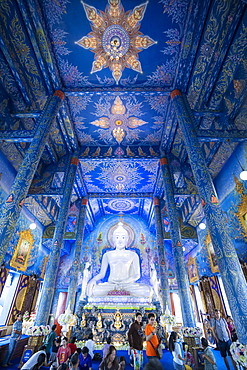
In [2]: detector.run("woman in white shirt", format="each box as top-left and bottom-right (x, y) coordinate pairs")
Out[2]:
(85, 333), (95, 359)
(168, 331), (184, 370)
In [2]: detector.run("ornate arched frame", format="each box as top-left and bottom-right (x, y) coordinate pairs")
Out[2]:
(10, 229), (34, 272)
(234, 177), (247, 242)
(206, 233), (219, 273)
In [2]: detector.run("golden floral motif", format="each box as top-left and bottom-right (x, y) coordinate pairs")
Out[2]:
(76, 0), (156, 84)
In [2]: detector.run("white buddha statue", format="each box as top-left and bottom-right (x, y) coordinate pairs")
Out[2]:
(86, 222), (152, 298)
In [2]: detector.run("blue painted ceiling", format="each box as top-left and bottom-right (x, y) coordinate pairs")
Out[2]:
(0, 0), (247, 257)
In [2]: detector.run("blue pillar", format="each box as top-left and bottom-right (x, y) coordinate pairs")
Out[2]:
(171, 89), (247, 343)
(35, 154), (79, 325)
(0, 91), (65, 264)
(66, 198), (88, 312)
(160, 156), (196, 327)
(153, 198), (170, 312)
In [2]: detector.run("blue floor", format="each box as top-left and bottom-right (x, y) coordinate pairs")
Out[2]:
(0, 349), (236, 370)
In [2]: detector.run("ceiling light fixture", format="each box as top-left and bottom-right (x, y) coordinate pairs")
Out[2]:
(240, 170), (247, 181)
(29, 223), (37, 230)
(198, 222), (206, 230)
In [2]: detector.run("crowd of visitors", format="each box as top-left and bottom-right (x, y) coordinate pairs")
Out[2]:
(0, 309), (239, 370)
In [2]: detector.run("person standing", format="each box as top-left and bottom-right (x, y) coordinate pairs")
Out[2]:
(50, 336), (61, 364)
(144, 313), (159, 361)
(44, 324), (57, 360)
(85, 333), (94, 359)
(2, 313), (23, 367)
(211, 309), (237, 370)
(168, 331), (184, 370)
(201, 338), (217, 370)
(68, 337), (77, 355)
(102, 337), (111, 359)
(57, 337), (71, 368)
(128, 312), (144, 369)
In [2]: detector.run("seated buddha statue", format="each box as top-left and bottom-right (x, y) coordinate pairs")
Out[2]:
(86, 222), (152, 298)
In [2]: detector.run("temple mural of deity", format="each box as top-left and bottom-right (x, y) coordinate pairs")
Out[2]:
(1, 0), (247, 367)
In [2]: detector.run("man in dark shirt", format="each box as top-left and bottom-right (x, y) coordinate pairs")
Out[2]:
(128, 312), (144, 369)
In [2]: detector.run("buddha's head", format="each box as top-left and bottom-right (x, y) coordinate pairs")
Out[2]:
(112, 222), (129, 250)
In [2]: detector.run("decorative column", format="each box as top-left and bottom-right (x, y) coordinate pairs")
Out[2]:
(66, 198), (88, 312)
(0, 91), (65, 264)
(153, 197), (170, 312)
(35, 154), (79, 325)
(171, 89), (247, 343)
(160, 156), (195, 327)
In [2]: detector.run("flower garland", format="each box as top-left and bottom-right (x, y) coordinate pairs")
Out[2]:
(230, 341), (247, 368)
(160, 313), (176, 326)
(182, 327), (202, 337)
(58, 309), (77, 326)
(24, 325), (50, 336)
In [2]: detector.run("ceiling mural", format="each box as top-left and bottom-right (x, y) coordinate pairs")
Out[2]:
(67, 91), (168, 148)
(75, 1), (156, 84)
(41, 0), (188, 87)
(79, 158), (159, 193)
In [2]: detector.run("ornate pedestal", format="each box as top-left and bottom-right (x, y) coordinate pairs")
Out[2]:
(87, 295), (154, 309)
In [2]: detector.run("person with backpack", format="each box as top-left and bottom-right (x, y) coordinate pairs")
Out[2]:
(144, 313), (159, 361)
(168, 331), (184, 370)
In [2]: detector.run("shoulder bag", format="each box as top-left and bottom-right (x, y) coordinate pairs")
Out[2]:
(148, 337), (163, 360)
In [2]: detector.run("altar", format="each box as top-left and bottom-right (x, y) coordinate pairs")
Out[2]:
(73, 221), (161, 342)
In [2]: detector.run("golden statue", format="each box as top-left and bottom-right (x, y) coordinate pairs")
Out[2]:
(114, 310), (122, 330)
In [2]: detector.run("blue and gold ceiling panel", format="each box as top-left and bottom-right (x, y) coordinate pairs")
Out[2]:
(103, 198), (139, 214)
(79, 158), (159, 194)
(67, 92), (168, 147)
(41, 0), (189, 87)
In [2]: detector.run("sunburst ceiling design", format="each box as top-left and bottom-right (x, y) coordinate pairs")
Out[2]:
(75, 0), (156, 83)
(80, 158), (159, 193)
(90, 96), (147, 144)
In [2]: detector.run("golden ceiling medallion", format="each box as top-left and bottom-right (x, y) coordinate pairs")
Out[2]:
(115, 119), (123, 126)
(76, 0), (156, 84)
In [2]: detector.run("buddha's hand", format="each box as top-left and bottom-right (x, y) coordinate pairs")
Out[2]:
(87, 279), (96, 296)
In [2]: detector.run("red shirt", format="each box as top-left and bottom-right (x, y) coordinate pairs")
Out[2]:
(68, 342), (77, 354)
(57, 346), (71, 364)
